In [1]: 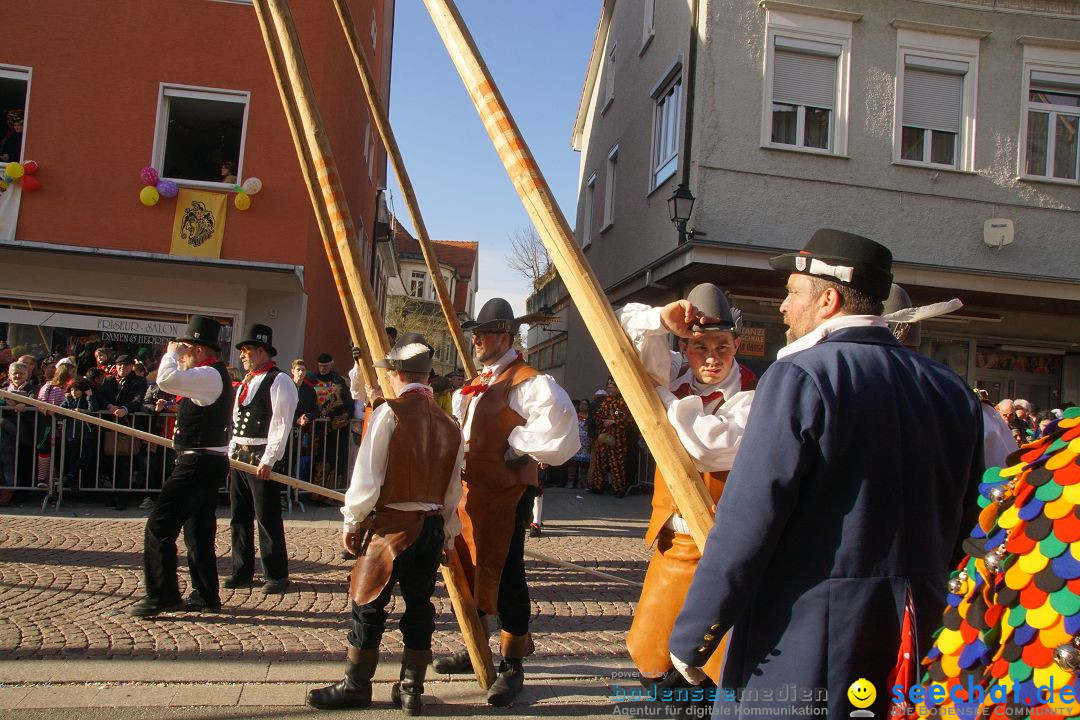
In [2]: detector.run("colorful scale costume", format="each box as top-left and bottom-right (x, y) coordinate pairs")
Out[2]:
(915, 407), (1080, 718)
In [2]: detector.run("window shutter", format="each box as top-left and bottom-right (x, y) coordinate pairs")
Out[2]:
(773, 50), (837, 109)
(903, 68), (962, 133)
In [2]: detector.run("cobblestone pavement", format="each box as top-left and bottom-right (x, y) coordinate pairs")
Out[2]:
(0, 488), (652, 664)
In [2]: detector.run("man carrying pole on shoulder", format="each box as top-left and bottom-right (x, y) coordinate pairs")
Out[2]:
(307, 333), (462, 715)
(618, 283), (756, 690)
(433, 298), (579, 707)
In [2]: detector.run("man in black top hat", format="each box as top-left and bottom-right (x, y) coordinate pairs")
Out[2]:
(225, 324), (298, 594)
(668, 230), (983, 718)
(129, 316), (236, 617)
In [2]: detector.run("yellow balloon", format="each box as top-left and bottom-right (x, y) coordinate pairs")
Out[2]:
(139, 185), (160, 207)
(234, 192), (251, 211)
(6, 162), (24, 180)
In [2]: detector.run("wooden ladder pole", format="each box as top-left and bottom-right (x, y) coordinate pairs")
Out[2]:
(420, 0), (716, 551)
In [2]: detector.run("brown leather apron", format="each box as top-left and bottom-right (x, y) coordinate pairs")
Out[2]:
(454, 472), (527, 615)
(348, 507), (435, 606)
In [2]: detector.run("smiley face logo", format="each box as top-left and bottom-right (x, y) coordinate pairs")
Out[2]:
(847, 678), (876, 710)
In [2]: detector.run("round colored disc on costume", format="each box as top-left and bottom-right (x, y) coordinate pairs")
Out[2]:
(1028, 515), (1055, 541)
(937, 627), (964, 654)
(1037, 482), (1065, 502)
(959, 639), (988, 669)
(1054, 513), (1080, 543)
(1021, 584), (1049, 609)
(980, 504), (1002, 530)
(1000, 586), (1022, 609)
(1052, 553), (1080, 580)
(1049, 450), (1079, 472)
(1010, 531), (1038, 556)
(1041, 617), (1071, 648)
(1015, 622), (1039, 647)
(928, 660), (948, 683)
(985, 528), (1008, 550)
(1026, 601), (1059, 629)
(1020, 550), (1050, 574)
(1035, 566), (1068, 593)
(1003, 638), (1024, 661)
(985, 603), (1005, 628)
(1041, 535), (1069, 559)
(1028, 467), (1055, 488)
(991, 658), (1010, 679)
(1065, 613), (1080, 635)
(1000, 504), (1022, 529)
(1057, 461), (1080, 486)
(1071, 542), (1080, 562)
(943, 606), (964, 630)
(1034, 664), (1074, 696)
(1050, 587), (1080, 616)
(1009, 660), (1034, 682)
(1022, 499), (1048, 521)
(960, 621), (979, 644)
(1007, 605), (1028, 627)
(1006, 560), (1033, 590)
(1062, 482), (1080, 505)
(1021, 638), (1054, 669)
(941, 652), (961, 678)
(1045, 497), (1075, 520)
(1069, 438), (1080, 454)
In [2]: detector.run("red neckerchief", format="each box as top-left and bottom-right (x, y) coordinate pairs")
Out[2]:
(673, 382), (724, 405)
(237, 360), (276, 405)
(460, 368), (495, 396)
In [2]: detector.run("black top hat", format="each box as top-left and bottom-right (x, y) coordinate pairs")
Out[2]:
(175, 315), (223, 352)
(235, 323), (277, 357)
(374, 332), (435, 374)
(462, 298), (556, 334)
(768, 229), (893, 301)
(685, 283), (740, 334)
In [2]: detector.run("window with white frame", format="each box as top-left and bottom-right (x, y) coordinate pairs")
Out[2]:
(762, 8), (854, 155)
(0, 66), (29, 165)
(642, 0), (656, 52)
(602, 146), (618, 230)
(603, 43), (616, 111)
(409, 270), (427, 299)
(652, 73), (682, 189)
(155, 85), (249, 184)
(581, 174), (596, 248)
(1024, 66), (1080, 182)
(894, 29), (980, 171)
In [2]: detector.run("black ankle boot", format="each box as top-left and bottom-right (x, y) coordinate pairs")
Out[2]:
(306, 647), (378, 710)
(486, 658), (525, 707)
(431, 649), (473, 674)
(391, 648), (432, 716)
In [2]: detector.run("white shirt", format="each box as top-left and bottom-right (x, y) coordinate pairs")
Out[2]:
(347, 364), (366, 424)
(618, 303), (755, 474)
(155, 350), (228, 453)
(451, 348), (580, 465)
(230, 368), (299, 466)
(342, 383), (464, 548)
(775, 314), (887, 359)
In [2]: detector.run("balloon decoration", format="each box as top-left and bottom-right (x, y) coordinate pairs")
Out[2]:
(1, 160), (42, 192)
(156, 179), (179, 198)
(135, 167), (263, 211)
(139, 185), (160, 207)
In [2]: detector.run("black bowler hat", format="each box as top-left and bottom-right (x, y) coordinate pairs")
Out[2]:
(235, 323), (277, 357)
(175, 315), (223, 352)
(114, 354), (134, 365)
(374, 332), (435, 374)
(462, 298), (554, 334)
(685, 283), (741, 334)
(769, 229), (893, 301)
(316, 352), (333, 364)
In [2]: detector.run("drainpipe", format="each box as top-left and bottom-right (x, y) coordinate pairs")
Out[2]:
(680, 0), (700, 190)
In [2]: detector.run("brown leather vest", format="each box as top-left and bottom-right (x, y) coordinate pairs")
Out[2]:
(376, 392), (462, 508)
(463, 358), (540, 490)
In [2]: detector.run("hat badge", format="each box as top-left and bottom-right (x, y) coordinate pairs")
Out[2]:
(194, 332), (201, 338)
(258, 333), (266, 342)
(795, 256), (807, 272)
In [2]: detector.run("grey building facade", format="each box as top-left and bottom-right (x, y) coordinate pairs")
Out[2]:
(548, 0), (1080, 410)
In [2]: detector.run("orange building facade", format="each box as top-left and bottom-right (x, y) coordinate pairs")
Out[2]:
(0, 0), (396, 367)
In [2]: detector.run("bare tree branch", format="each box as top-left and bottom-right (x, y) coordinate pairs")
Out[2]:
(505, 226), (551, 290)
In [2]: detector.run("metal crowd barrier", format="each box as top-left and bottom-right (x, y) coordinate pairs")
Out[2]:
(0, 402), (353, 513)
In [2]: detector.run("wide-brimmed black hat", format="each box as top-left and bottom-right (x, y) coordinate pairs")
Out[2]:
(374, 332), (435, 374)
(175, 315), (223, 352)
(462, 298), (555, 333)
(768, 229), (893, 301)
(235, 323), (277, 357)
(685, 283), (741, 334)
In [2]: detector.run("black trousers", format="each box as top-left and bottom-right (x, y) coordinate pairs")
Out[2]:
(228, 451), (288, 581)
(348, 515), (444, 651)
(143, 453), (227, 605)
(494, 486), (536, 637)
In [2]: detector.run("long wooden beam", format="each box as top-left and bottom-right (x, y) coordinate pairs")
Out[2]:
(421, 0), (715, 552)
(252, 0), (494, 690)
(330, 0), (476, 379)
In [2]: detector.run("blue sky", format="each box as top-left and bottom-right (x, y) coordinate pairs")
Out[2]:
(386, 0), (600, 316)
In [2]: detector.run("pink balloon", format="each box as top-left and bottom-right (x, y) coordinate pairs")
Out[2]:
(140, 166), (159, 186)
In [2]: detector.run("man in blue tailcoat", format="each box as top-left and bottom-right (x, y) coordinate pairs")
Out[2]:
(669, 229), (984, 718)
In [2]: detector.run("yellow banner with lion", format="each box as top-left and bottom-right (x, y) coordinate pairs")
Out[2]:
(170, 189), (227, 258)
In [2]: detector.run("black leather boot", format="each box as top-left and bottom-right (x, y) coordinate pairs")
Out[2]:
(486, 658), (525, 707)
(306, 646), (378, 710)
(391, 648), (432, 716)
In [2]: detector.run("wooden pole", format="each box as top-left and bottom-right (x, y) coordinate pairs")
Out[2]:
(330, 0), (476, 379)
(421, 0), (715, 552)
(254, 0), (392, 397)
(253, 1), (379, 388)
(253, 0), (495, 689)
(0, 390), (342, 501)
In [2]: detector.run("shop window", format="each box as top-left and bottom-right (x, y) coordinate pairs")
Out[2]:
(0, 67), (29, 165)
(155, 85), (249, 185)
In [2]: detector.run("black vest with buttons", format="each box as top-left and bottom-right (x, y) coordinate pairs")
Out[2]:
(173, 361), (234, 451)
(233, 366), (284, 440)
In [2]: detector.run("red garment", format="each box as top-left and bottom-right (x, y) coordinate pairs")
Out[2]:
(460, 369), (494, 396)
(237, 361), (275, 405)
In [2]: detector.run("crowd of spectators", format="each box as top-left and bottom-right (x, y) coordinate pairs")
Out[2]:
(994, 396), (1074, 447)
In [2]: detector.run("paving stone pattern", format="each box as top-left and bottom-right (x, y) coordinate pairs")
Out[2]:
(0, 489), (652, 663)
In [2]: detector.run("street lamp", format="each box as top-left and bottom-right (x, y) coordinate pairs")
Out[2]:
(667, 183), (696, 245)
